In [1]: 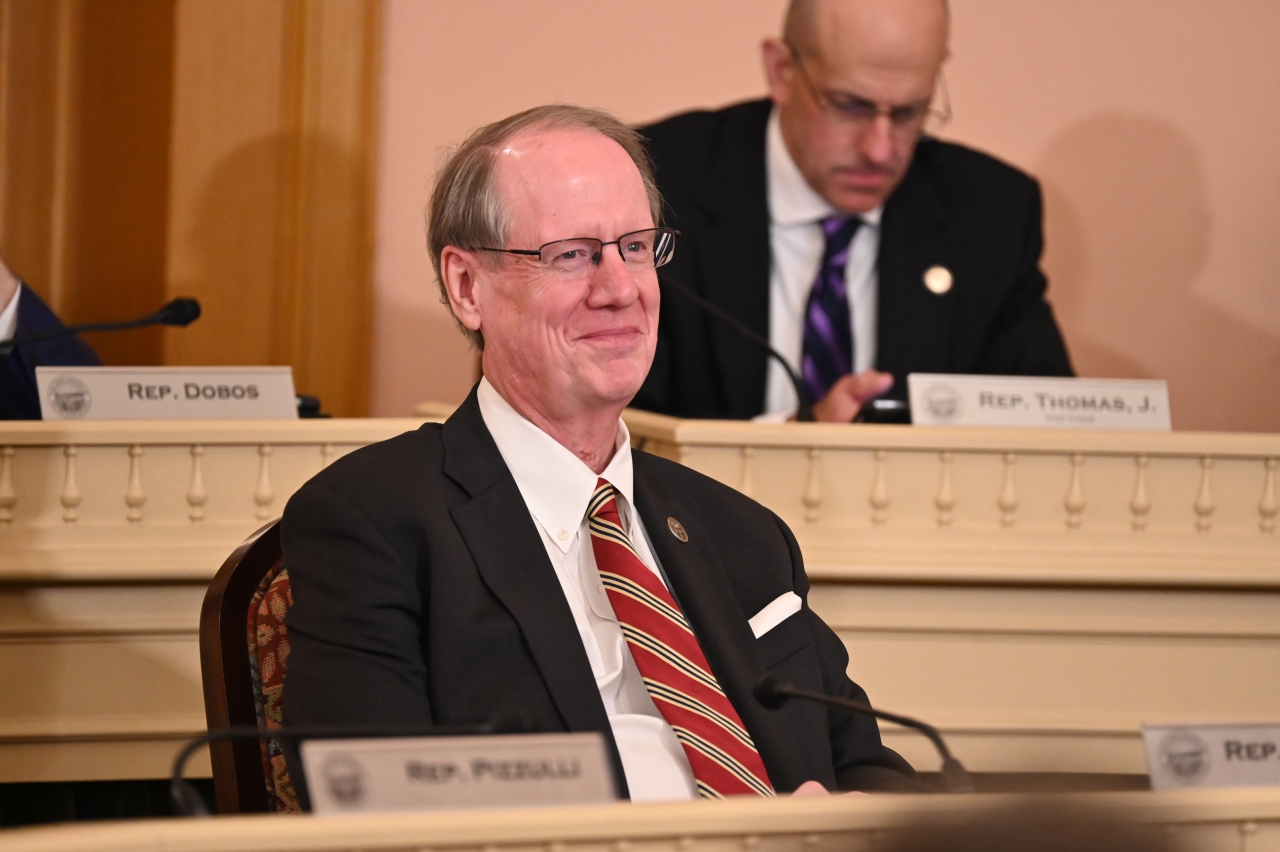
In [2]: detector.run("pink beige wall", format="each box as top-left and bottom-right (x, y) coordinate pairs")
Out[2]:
(372, 0), (1280, 433)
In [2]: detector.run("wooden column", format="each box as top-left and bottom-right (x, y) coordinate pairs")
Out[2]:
(0, 0), (379, 416)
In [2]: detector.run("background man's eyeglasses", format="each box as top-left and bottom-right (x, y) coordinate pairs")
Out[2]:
(788, 45), (951, 137)
(477, 228), (678, 277)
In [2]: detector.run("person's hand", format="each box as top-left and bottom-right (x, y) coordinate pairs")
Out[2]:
(790, 780), (867, 797)
(791, 780), (831, 797)
(0, 254), (18, 312)
(809, 370), (894, 422)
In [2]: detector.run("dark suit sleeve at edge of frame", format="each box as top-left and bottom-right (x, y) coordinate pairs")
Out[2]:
(973, 178), (1075, 378)
(280, 478), (433, 808)
(774, 515), (933, 793)
(1, 282), (100, 420)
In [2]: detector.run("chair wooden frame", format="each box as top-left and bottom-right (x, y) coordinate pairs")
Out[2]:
(199, 519), (282, 814)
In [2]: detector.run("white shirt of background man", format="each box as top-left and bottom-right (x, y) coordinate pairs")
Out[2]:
(476, 378), (699, 803)
(0, 282), (20, 342)
(762, 107), (882, 420)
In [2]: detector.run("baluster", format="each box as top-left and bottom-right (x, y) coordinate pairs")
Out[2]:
(61, 446), (82, 523)
(869, 449), (889, 526)
(254, 444), (275, 521)
(1130, 455), (1151, 531)
(1194, 456), (1215, 533)
(998, 452), (1018, 528)
(320, 442), (336, 469)
(803, 448), (822, 523)
(0, 447), (15, 524)
(738, 446), (754, 498)
(124, 445), (146, 523)
(1064, 454), (1085, 530)
(187, 445), (208, 522)
(934, 451), (955, 527)
(1260, 458), (1278, 534)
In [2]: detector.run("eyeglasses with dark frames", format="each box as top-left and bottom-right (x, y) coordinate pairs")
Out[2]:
(787, 44), (951, 137)
(476, 228), (679, 277)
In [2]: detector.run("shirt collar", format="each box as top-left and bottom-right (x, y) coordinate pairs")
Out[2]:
(477, 377), (634, 553)
(766, 106), (882, 229)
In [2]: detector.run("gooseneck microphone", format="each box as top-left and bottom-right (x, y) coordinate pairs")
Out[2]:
(153, 297), (202, 327)
(0, 297), (202, 352)
(171, 715), (530, 816)
(754, 675), (975, 793)
(659, 273), (817, 422)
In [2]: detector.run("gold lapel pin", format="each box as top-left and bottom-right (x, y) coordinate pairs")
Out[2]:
(924, 265), (953, 295)
(667, 517), (688, 542)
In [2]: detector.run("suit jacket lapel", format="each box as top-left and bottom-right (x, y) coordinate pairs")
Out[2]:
(694, 101), (773, 418)
(876, 141), (955, 383)
(631, 459), (813, 790)
(441, 392), (619, 755)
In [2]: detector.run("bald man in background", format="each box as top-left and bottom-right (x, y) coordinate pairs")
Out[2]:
(632, 0), (1072, 422)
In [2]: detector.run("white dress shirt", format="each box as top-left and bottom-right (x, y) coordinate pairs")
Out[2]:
(0, 283), (21, 343)
(763, 108), (882, 419)
(476, 378), (698, 802)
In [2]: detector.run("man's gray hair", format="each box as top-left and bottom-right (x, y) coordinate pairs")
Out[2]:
(426, 104), (663, 350)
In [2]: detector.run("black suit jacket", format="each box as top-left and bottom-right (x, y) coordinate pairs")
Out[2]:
(1, 283), (100, 420)
(633, 99), (1073, 419)
(281, 389), (920, 804)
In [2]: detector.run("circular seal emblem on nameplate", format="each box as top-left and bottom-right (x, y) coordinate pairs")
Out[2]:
(923, 265), (953, 295)
(1158, 731), (1211, 786)
(322, 754), (366, 806)
(47, 375), (92, 419)
(923, 383), (963, 422)
(667, 517), (688, 542)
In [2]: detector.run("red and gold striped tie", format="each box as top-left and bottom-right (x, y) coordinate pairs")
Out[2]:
(588, 479), (775, 798)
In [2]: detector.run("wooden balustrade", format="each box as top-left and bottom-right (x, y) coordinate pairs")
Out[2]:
(4, 409), (1279, 784)
(623, 412), (1279, 585)
(622, 411), (1280, 775)
(0, 418), (428, 782)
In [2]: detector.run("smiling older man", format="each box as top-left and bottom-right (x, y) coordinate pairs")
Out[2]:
(281, 105), (922, 805)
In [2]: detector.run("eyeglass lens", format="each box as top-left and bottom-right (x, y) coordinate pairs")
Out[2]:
(791, 49), (946, 134)
(539, 229), (675, 274)
(828, 97), (930, 128)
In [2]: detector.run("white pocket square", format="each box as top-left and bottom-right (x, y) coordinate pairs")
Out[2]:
(749, 591), (802, 638)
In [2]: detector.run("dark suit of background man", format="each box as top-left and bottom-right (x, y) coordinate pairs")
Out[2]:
(633, 0), (1073, 422)
(0, 254), (100, 420)
(282, 104), (922, 807)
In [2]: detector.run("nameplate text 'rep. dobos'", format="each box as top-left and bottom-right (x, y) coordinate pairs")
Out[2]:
(907, 374), (1171, 430)
(301, 732), (617, 814)
(1143, 723), (1280, 790)
(36, 366), (297, 420)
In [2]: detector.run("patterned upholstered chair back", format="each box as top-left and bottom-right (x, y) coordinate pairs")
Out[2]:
(200, 520), (301, 813)
(246, 561), (301, 812)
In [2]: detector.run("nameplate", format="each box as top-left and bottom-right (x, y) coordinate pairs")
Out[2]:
(300, 732), (617, 814)
(907, 374), (1171, 430)
(1143, 723), (1280, 790)
(36, 366), (297, 420)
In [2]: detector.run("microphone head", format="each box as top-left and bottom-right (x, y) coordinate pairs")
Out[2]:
(754, 674), (792, 709)
(157, 298), (201, 326)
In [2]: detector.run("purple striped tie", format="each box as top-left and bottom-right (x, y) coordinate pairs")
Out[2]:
(801, 216), (861, 402)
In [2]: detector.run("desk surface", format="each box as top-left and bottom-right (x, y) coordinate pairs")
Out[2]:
(3, 789), (1280, 852)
